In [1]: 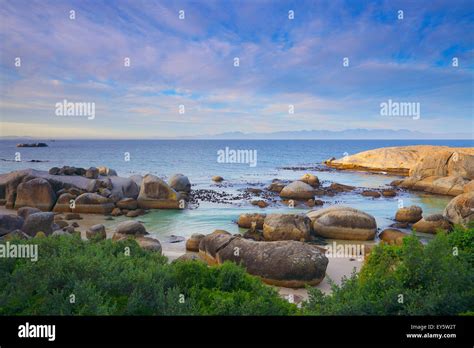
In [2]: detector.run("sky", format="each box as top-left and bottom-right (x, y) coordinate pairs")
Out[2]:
(0, 0), (473, 139)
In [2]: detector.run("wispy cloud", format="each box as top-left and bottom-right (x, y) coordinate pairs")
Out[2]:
(0, 0), (472, 138)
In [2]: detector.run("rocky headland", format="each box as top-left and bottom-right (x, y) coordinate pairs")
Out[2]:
(325, 145), (474, 196)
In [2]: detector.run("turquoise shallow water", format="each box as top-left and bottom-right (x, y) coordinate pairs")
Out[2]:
(1, 139), (471, 238)
(136, 187), (453, 239)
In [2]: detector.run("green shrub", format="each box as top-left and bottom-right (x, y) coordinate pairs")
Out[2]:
(2, 225), (472, 316)
(303, 226), (474, 315)
(0, 235), (296, 316)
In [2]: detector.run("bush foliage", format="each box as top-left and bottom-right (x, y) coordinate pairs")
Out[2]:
(0, 235), (295, 315)
(303, 225), (474, 315)
(1, 225), (472, 316)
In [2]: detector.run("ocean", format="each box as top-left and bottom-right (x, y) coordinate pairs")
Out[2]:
(1, 139), (473, 239)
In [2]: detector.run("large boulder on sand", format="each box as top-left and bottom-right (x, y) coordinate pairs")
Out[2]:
(0, 214), (24, 236)
(137, 174), (181, 209)
(199, 231), (328, 288)
(263, 214), (312, 241)
(412, 214), (451, 234)
(443, 191), (474, 226)
(237, 213), (266, 229)
(395, 205), (423, 223)
(115, 220), (148, 235)
(15, 178), (56, 211)
(307, 206), (377, 240)
(22, 212), (54, 236)
(72, 193), (114, 214)
(135, 236), (162, 253)
(279, 181), (315, 200)
(168, 174), (191, 193)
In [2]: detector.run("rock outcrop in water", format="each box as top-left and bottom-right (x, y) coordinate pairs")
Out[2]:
(0, 169), (188, 214)
(16, 143), (48, 148)
(307, 206), (377, 240)
(137, 174), (181, 209)
(280, 181), (316, 200)
(325, 146), (474, 197)
(395, 205), (423, 223)
(169, 173), (191, 193)
(300, 173), (320, 187)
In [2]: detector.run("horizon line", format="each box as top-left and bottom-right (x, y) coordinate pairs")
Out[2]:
(2, 137), (473, 141)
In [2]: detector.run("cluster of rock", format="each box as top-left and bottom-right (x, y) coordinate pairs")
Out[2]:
(48, 165), (118, 177)
(379, 204), (457, 244)
(0, 206), (162, 255)
(177, 206), (380, 288)
(0, 206), (82, 240)
(0, 168), (191, 215)
(112, 220), (162, 253)
(236, 207), (378, 242)
(264, 174), (398, 209)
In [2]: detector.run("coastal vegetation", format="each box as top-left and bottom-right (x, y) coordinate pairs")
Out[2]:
(303, 224), (474, 315)
(0, 234), (296, 315)
(0, 225), (472, 316)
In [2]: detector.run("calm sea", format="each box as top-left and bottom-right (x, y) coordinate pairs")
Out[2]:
(1, 139), (472, 238)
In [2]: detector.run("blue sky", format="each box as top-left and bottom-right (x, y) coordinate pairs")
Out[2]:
(0, 0), (473, 138)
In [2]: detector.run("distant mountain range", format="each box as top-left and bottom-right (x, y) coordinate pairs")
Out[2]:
(189, 129), (473, 140)
(1, 129), (472, 140)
